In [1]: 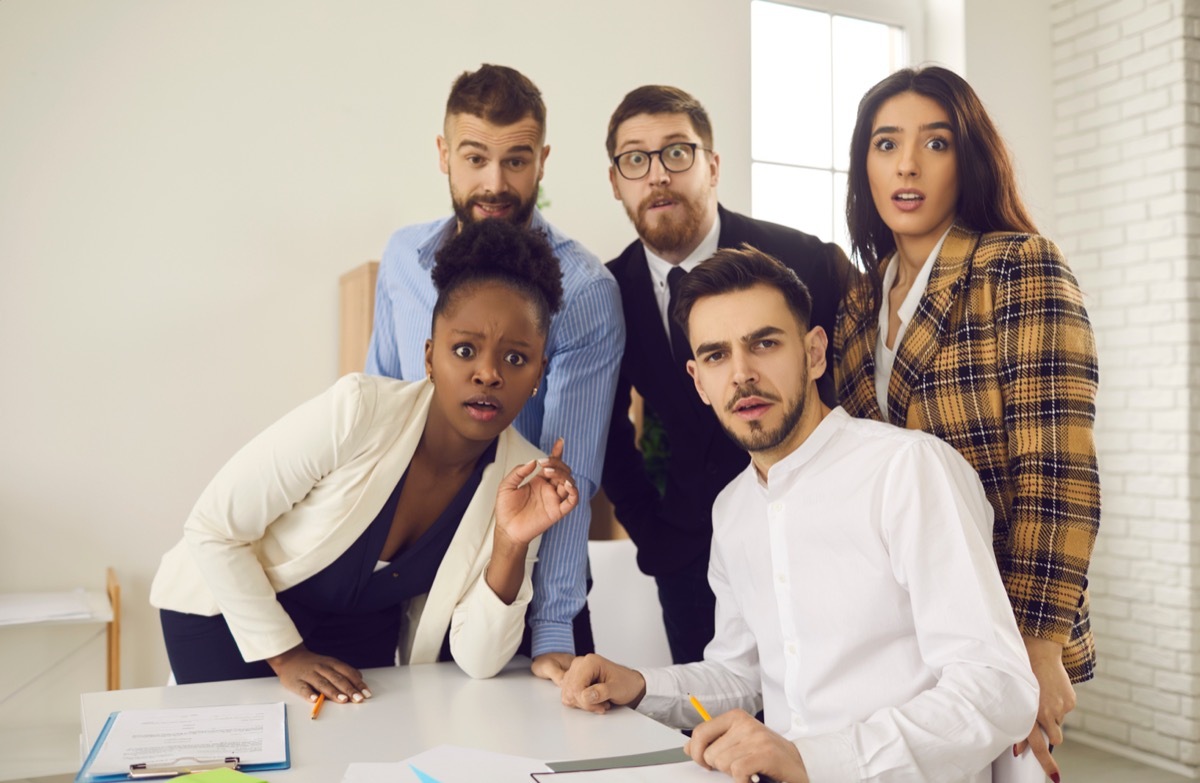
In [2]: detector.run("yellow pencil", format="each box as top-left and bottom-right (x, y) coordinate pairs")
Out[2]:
(688, 694), (770, 783)
(310, 693), (326, 720)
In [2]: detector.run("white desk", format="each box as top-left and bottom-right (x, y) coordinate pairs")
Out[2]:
(80, 661), (688, 782)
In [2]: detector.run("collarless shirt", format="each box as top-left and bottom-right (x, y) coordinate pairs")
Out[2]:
(874, 227), (952, 421)
(364, 208), (625, 656)
(637, 407), (1038, 781)
(643, 214), (721, 337)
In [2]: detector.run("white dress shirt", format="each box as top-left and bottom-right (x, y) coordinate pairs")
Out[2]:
(637, 407), (1038, 782)
(643, 214), (721, 337)
(875, 227), (951, 420)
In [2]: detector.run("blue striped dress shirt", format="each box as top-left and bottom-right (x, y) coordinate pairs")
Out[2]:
(365, 209), (625, 656)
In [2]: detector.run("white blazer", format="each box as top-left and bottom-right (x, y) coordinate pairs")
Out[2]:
(150, 374), (545, 678)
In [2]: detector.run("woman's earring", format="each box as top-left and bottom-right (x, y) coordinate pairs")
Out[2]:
(531, 386), (539, 397)
(428, 374), (434, 385)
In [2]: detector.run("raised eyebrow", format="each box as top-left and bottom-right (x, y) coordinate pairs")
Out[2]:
(694, 339), (730, 356)
(871, 121), (954, 138)
(456, 140), (490, 154)
(616, 133), (692, 154)
(742, 326), (785, 343)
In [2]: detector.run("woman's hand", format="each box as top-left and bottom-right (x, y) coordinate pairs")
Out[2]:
(266, 643), (371, 704)
(494, 438), (578, 547)
(486, 438), (578, 604)
(1015, 636), (1074, 782)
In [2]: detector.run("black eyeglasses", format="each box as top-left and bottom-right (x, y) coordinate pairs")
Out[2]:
(612, 142), (712, 180)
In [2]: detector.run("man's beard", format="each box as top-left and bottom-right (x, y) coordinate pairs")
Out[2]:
(626, 187), (706, 256)
(450, 184), (536, 228)
(719, 381), (807, 454)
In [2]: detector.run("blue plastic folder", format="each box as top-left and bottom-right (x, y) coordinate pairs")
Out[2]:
(74, 702), (290, 782)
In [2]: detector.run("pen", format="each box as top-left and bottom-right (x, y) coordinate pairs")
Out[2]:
(310, 693), (325, 720)
(688, 694), (773, 783)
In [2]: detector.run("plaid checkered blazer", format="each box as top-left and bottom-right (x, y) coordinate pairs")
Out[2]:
(833, 225), (1099, 682)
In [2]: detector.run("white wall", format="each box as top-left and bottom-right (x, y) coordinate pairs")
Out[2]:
(0, 0), (752, 740)
(0, 0), (1065, 756)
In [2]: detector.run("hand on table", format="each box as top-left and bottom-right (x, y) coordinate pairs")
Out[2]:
(531, 652), (575, 684)
(267, 643), (371, 704)
(686, 709), (808, 783)
(1014, 636), (1074, 783)
(558, 653), (646, 714)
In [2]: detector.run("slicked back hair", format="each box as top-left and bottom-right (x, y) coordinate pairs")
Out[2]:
(672, 244), (813, 340)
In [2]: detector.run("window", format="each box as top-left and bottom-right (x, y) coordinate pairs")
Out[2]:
(750, 0), (915, 253)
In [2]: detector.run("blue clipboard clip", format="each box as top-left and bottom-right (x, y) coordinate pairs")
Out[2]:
(128, 756), (240, 779)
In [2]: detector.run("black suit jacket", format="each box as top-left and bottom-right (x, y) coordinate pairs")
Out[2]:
(602, 205), (852, 576)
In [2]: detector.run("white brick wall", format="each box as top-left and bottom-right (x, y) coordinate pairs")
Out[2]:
(1052, 0), (1200, 770)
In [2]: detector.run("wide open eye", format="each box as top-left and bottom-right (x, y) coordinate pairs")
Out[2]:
(453, 344), (475, 359)
(505, 351), (528, 367)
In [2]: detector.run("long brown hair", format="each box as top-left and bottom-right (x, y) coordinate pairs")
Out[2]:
(845, 66), (1037, 317)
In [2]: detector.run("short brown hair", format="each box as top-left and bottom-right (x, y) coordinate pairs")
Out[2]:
(672, 244), (813, 339)
(445, 64), (546, 135)
(605, 85), (714, 158)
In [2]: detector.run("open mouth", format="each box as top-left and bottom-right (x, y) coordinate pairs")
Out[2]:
(891, 190), (925, 211)
(730, 396), (772, 420)
(464, 396), (502, 422)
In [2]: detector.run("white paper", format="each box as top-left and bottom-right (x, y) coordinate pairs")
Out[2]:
(87, 702), (287, 775)
(340, 744), (549, 783)
(532, 762), (725, 781)
(0, 589), (94, 625)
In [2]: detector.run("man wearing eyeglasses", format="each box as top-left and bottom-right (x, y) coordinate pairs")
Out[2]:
(601, 85), (853, 665)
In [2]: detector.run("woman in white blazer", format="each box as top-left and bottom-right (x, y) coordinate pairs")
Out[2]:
(151, 220), (577, 706)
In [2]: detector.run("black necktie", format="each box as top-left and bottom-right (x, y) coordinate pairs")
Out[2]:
(667, 266), (692, 368)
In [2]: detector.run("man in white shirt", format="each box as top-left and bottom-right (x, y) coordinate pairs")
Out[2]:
(558, 246), (1038, 782)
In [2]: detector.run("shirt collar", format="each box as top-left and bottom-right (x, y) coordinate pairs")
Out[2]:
(877, 225), (953, 332)
(757, 406), (850, 487)
(417, 208), (554, 270)
(644, 212), (722, 289)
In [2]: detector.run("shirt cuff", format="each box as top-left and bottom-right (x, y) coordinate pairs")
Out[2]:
(529, 620), (575, 658)
(633, 667), (691, 727)
(792, 732), (859, 783)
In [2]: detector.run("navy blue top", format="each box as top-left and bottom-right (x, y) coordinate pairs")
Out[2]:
(274, 439), (499, 666)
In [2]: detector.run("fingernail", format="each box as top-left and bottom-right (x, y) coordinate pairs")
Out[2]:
(1013, 746), (1019, 757)
(362, 688), (372, 698)
(352, 693), (363, 703)
(310, 693), (318, 702)
(1051, 774), (1061, 783)
(566, 479), (574, 488)
(538, 458), (549, 465)
(337, 694), (348, 702)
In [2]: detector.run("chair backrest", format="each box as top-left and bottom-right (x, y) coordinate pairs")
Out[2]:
(586, 539), (672, 668)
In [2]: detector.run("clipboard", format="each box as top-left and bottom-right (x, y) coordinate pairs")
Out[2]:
(74, 702), (290, 782)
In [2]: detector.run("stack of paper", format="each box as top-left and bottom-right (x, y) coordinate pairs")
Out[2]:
(0, 589), (94, 625)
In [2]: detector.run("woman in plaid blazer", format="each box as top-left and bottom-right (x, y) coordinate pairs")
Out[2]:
(833, 67), (1098, 782)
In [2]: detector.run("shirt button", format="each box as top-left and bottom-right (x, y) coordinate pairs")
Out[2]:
(787, 643), (797, 656)
(392, 572), (400, 579)
(776, 573), (787, 584)
(770, 502), (784, 514)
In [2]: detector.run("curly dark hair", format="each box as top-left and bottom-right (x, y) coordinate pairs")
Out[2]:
(431, 219), (563, 336)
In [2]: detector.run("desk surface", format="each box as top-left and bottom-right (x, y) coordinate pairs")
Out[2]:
(80, 661), (688, 782)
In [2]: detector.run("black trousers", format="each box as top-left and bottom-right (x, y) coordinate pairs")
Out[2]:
(655, 554), (717, 665)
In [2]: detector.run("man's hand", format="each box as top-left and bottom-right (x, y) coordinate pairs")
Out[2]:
(1014, 636), (1074, 782)
(558, 653), (646, 714)
(266, 643), (370, 704)
(531, 652), (575, 684)
(685, 709), (808, 783)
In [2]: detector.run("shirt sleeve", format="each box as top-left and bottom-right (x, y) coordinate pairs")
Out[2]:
(994, 235), (1100, 646)
(364, 234), (403, 379)
(527, 273), (626, 656)
(636, 528), (762, 728)
(794, 439), (1039, 782)
(183, 375), (374, 662)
